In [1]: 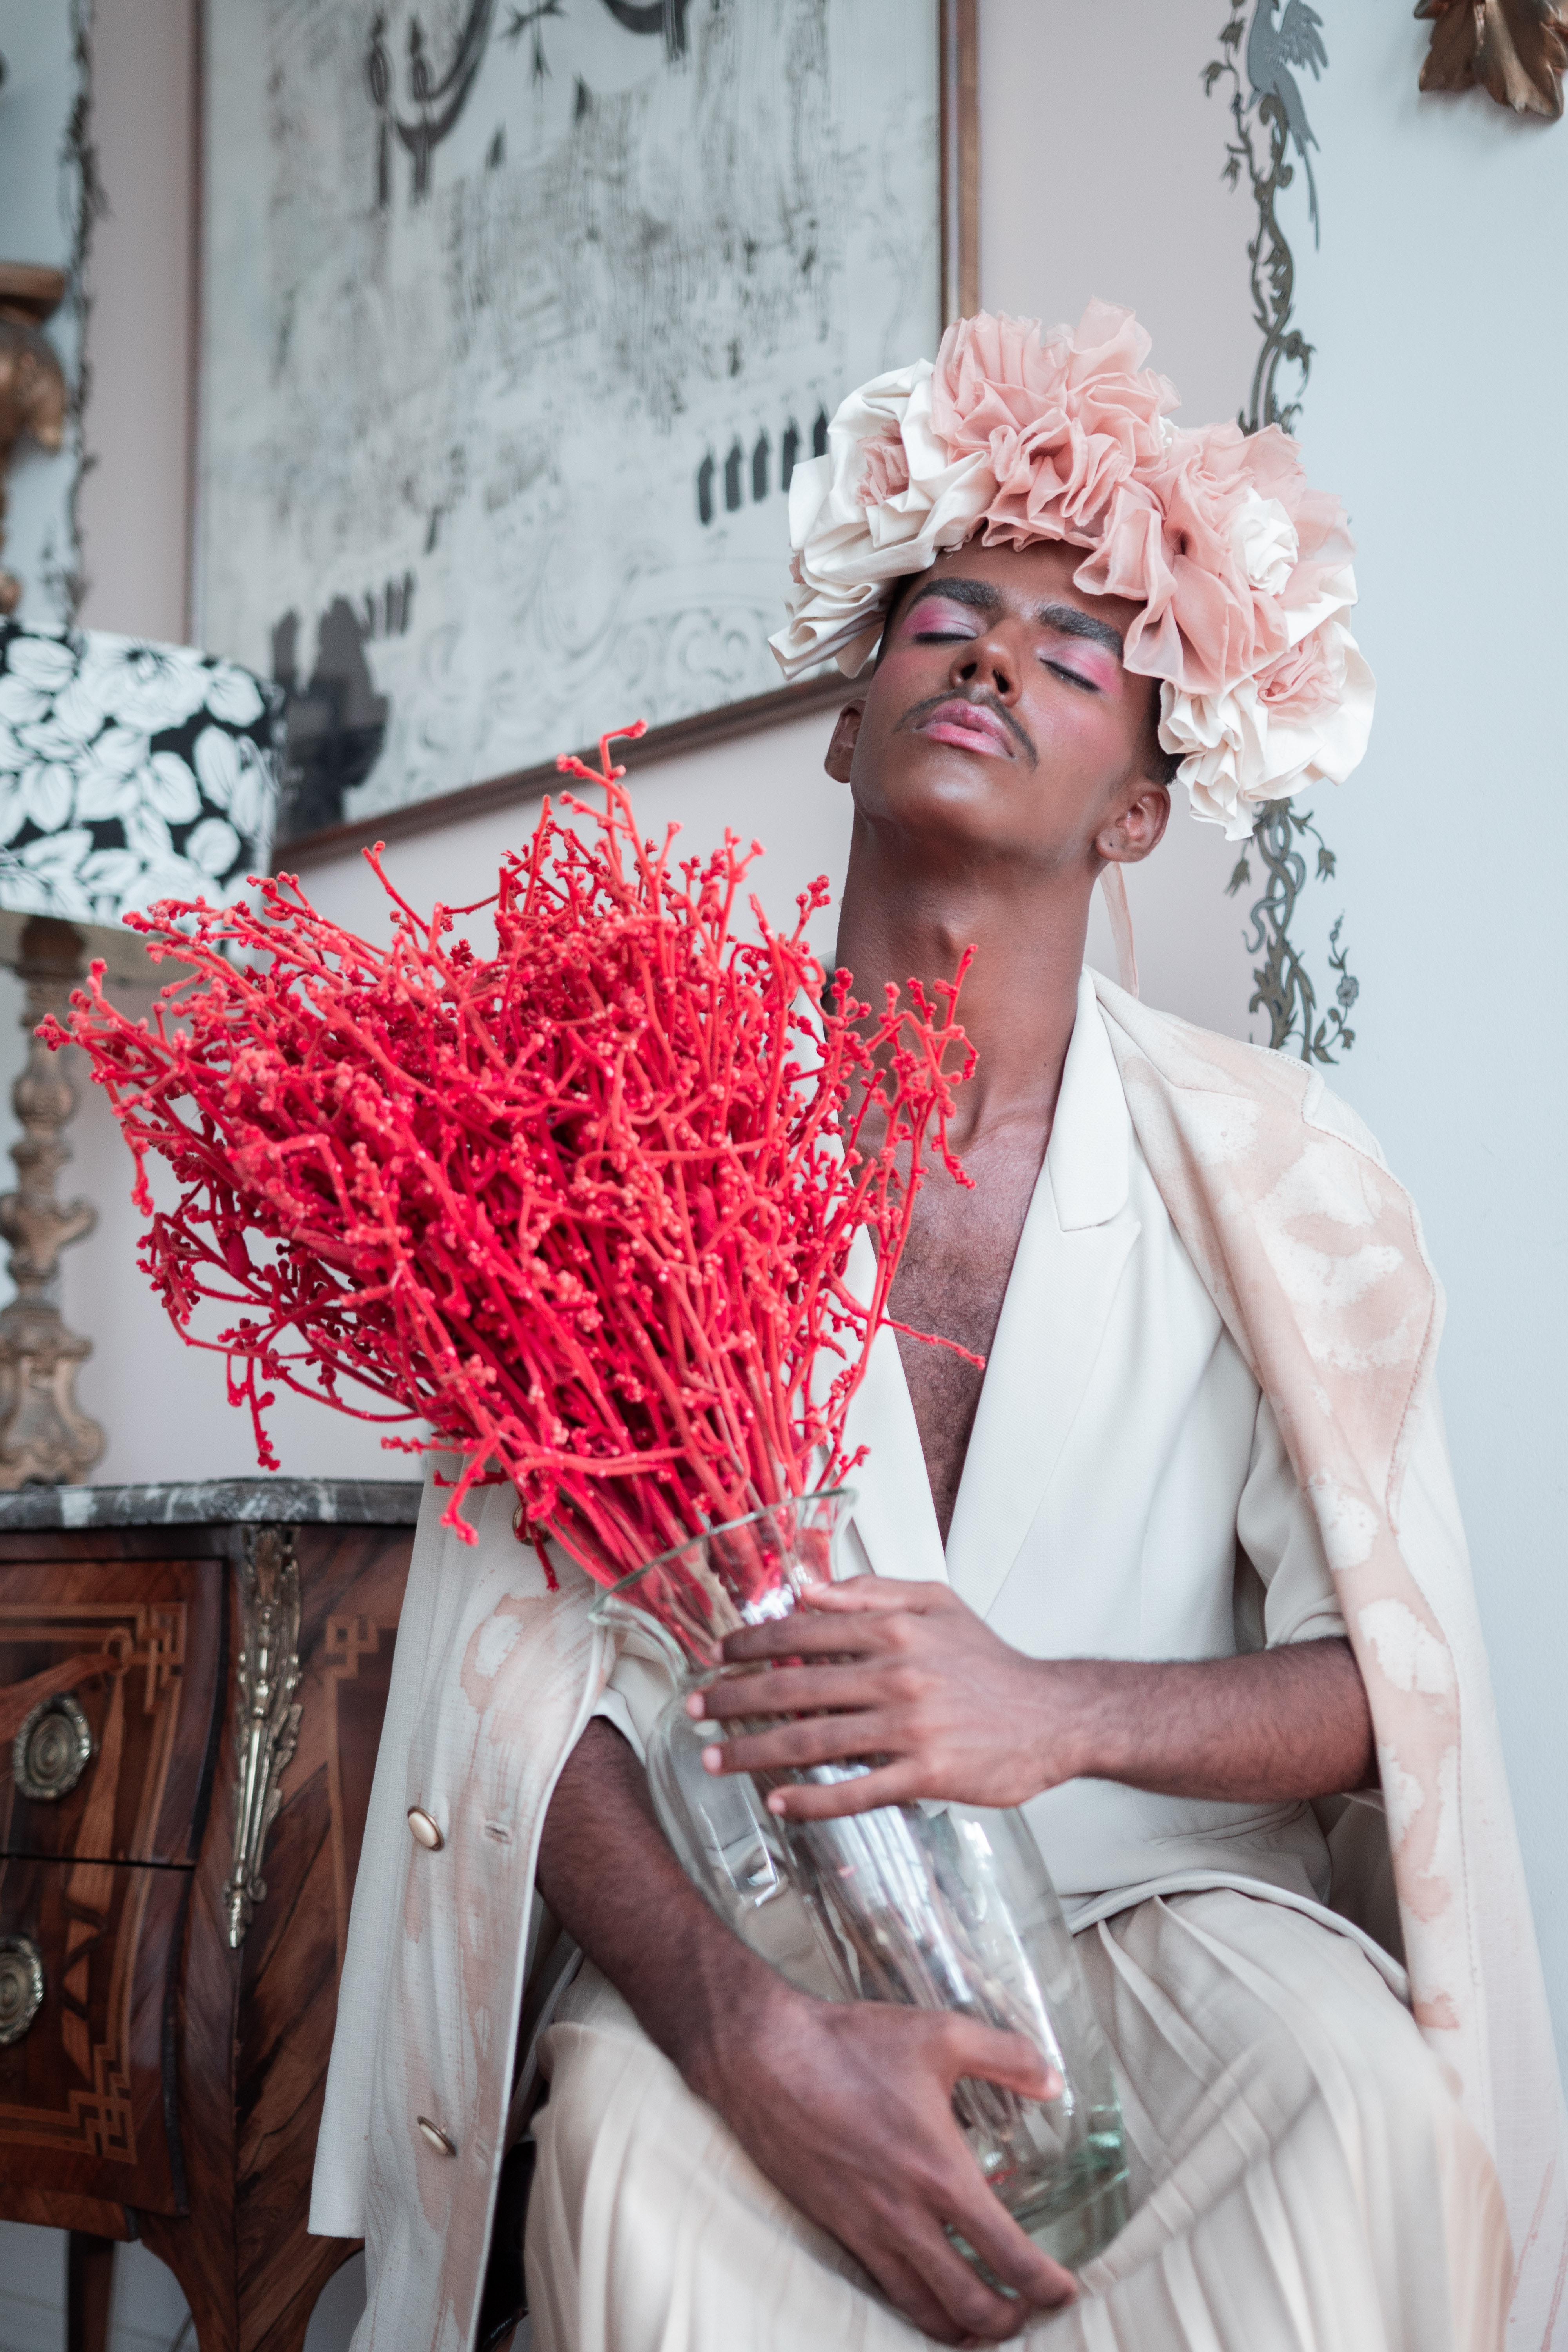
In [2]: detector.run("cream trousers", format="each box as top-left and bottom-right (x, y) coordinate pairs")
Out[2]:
(525, 1888), (1511, 2352)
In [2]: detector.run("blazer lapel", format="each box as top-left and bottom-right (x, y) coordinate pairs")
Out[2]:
(944, 973), (1141, 1621)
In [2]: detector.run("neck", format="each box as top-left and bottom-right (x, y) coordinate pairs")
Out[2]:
(830, 813), (1096, 1151)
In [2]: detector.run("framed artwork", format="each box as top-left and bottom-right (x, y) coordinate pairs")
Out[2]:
(194, 0), (977, 864)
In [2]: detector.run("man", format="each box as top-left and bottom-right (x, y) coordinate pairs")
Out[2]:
(311, 310), (1567, 2351)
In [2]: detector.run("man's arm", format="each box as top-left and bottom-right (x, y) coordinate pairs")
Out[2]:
(536, 1718), (1076, 2347)
(693, 1577), (1376, 1821)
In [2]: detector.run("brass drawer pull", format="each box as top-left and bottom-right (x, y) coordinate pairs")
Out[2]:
(13, 1691), (94, 1802)
(0, 1935), (44, 2045)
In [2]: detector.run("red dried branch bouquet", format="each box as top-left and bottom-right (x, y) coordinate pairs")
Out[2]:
(47, 726), (974, 1585)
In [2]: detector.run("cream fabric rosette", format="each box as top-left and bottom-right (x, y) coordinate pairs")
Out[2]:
(767, 306), (1375, 838)
(1155, 486), (1375, 840)
(769, 362), (996, 682)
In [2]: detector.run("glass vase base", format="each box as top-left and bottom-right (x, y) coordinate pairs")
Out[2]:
(956, 2136), (1129, 2283)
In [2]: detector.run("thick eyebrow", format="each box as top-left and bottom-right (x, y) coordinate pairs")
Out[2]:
(1036, 603), (1125, 664)
(900, 575), (1002, 619)
(899, 577), (1124, 664)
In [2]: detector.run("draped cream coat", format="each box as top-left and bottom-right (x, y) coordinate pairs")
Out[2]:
(309, 977), (1568, 2350)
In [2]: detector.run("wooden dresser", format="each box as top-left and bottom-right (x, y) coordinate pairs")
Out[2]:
(0, 1479), (421, 2352)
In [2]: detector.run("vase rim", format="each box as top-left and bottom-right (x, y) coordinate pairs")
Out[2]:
(596, 1485), (857, 1605)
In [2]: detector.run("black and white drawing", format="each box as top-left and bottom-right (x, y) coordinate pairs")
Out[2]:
(196, 1), (942, 843)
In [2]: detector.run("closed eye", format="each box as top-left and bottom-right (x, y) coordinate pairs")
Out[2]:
(909, 616), (978, 643)
(1045, 658), (1099, 692)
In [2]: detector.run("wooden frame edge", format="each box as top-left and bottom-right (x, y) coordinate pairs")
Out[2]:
(185, 0), (205, 646)
(941, 0), (980, 326)
(255, 5), (978, 868)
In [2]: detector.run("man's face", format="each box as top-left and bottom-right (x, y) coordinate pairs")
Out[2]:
(825, 539), (1169, 877)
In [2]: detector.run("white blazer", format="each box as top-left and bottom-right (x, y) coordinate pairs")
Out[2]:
(311, 972), (1568, 2351)
(594, 974), (1394, 1970)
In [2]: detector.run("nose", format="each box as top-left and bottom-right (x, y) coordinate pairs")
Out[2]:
(949, 624), (1016, 702)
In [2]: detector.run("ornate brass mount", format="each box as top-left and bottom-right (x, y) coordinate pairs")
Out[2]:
(12, 1688), (93, 1799)
(0, 1932), (45, 2044)
(1417, 0), (1568, 120)
(0, 263), (69, 616)
(224, 1524), (303, 1949)
(0, 916), (105, 1486)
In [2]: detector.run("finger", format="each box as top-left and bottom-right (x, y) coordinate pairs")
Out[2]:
(721, 1579), (953, 1660)
(701, 1712), (888, 1779)
(720, 1612), (891, 1664)
(936, 2019), (1062, 2104)
(690, 1664), (885, 1720)
(899, 2216), (1042, 2344)
(757, 1760), (929, 1816)
(939, 2178), (1079, 2320)
(795, 1575), (955, 1614)
(857, 2244), (970, 2346)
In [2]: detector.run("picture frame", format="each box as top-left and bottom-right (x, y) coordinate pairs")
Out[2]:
(193, 0), (978, 869)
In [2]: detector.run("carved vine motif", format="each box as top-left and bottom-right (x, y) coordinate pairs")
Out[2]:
(1205, 2), (1362, 1064)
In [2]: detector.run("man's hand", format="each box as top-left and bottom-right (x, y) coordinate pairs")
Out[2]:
(693, 1577), (1069, 1815)
(537, 1720), (1076, 2344)
(699, 1973), (1076, 2343)
(690, 1574), (1377, 1819)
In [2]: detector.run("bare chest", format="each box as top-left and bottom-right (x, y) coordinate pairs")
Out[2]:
(886, 1133), (1048, 1544)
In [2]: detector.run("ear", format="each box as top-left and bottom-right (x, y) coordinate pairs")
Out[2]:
(1097, 780), (1170, 868)
(824, 701), (864, 784)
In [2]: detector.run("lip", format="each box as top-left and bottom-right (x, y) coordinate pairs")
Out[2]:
(916, 699), (1015, 758)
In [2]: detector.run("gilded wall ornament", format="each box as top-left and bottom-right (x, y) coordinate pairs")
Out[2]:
(1205, 2), (1362, 1065)
(1416, 0), (1568, 121)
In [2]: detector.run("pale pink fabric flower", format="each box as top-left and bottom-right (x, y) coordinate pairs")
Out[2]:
(933, 301), (1178, 548)
(768, 305), (1374, 835)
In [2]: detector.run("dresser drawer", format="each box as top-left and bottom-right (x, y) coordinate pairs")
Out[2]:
(0, 1852), (186, 2214)
(0, 1557), (223, 1866)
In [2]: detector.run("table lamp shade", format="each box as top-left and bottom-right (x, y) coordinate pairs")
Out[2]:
(0, 621), (281, 927)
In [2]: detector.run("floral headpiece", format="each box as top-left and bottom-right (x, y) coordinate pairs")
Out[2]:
(768, 303), (1373, 840)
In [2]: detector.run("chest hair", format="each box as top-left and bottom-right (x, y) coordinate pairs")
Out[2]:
(886, 1124), (1049, 1544)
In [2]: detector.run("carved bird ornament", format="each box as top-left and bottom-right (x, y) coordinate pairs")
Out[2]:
(1416, 0), (1568, 120)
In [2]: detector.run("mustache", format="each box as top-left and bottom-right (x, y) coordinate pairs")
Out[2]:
(897, 687), (1037, 769)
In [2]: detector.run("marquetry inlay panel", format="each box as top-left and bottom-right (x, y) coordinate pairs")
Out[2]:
(0, 1852), (185, 2212)
(0, 1559), (223, 1866)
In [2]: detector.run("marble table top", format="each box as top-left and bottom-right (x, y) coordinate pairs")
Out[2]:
(0, 1477), (425, 1529)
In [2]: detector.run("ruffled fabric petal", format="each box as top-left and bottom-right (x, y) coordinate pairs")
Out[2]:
(767, 305), (1375, 827)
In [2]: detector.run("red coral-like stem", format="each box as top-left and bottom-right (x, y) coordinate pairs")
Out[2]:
(46, 724), (975, 1581)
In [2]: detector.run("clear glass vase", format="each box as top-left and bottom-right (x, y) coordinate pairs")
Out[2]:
(588, 1491), (1129, 2271)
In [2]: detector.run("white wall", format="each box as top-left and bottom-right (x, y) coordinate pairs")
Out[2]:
(1284, 5), (1568, 2051)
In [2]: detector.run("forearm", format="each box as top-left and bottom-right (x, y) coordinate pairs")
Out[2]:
(535, 1716), (784, 2098)
(1051, 1635), (1376, 1803)
(535, 1722), (1076, 2339)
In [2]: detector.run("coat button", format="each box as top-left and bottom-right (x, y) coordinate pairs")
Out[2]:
(407, 1806), (443, 1850)
(416, 2115), (456, 2157)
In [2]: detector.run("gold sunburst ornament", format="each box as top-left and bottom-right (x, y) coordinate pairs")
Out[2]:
(1416, 0), (1568, 120)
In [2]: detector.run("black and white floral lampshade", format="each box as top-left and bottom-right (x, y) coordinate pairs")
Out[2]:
(0, 622), (281, 926)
